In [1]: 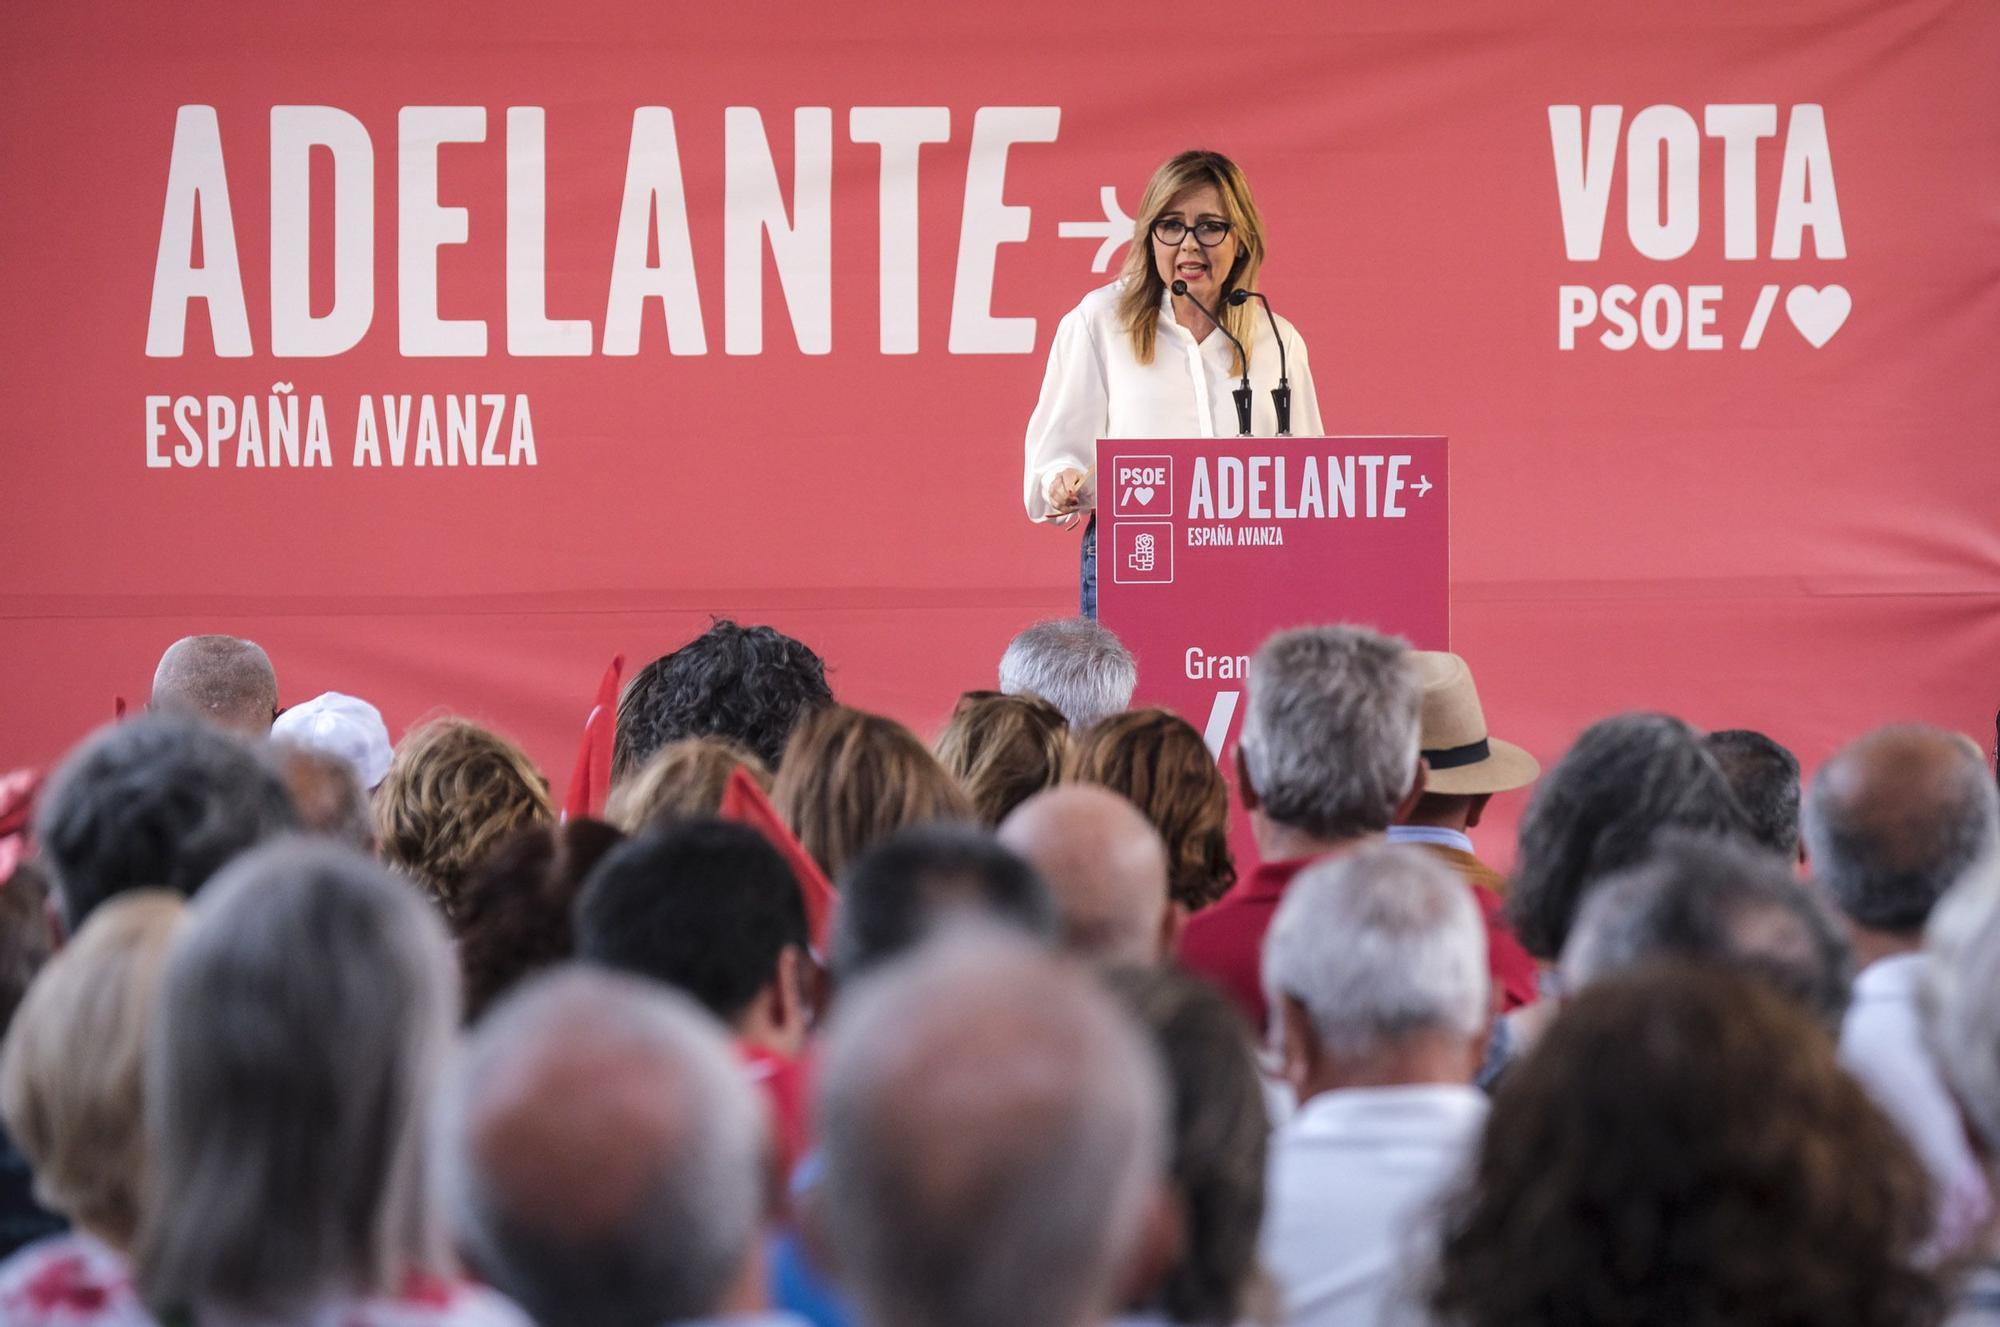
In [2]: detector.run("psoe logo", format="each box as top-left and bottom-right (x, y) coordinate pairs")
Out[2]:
(1548, 104), (1847, 351)
(1111, 456), (1173, 516)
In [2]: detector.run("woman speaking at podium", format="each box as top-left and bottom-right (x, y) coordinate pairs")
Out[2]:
(1022, 149), (1323, 617)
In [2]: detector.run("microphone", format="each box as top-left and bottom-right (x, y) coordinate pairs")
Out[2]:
(1229, 289), (1292, 436)
(1172, 278), (1253, 437)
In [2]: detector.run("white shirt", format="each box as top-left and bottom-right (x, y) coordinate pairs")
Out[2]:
(1839, 952), (1992, 1258)
(1385, 825), (1475, 854)
(1261, 1083), (1486, 1327)
(1022, 281), (1325, 520)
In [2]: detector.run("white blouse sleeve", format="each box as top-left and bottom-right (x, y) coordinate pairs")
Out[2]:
(1286, 325), (1325, 437)
(1022, 304), (1109, 521)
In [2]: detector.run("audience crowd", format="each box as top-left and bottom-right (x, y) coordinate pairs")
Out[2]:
(1, 618), (1998, 1326)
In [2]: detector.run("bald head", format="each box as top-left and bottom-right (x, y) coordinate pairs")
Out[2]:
(151, 636), (278, 738)
(1804, 725), (2000, 934)
(998, 785), (1173, 964)
(817, 932), (1168, 1327)
(444, 968), (765, 1327)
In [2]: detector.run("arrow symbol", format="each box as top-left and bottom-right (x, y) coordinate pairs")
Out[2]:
(1058, 185), (1134, 273)
(1413, 475), (1434, 497)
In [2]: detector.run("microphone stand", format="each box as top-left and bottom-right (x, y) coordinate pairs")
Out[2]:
(1230, 289), (1292, 436)
(1172, 278), (1253, 437)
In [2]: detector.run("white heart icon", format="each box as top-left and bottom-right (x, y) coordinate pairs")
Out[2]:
(1785, 285), (1851, 348)
(1132, 485), (1156, 505)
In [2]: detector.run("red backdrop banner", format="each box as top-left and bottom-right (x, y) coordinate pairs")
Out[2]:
(3, 2), (1996, 863)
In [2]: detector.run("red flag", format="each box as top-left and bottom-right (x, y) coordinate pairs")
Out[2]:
(719, 765), (837, 951)
(561, 654), (624, 822)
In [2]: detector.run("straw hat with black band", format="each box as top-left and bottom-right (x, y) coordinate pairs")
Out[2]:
(1411, 652), (1540, 795)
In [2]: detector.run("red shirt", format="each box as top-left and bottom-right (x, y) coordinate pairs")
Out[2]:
(739, 1042), (810, 1181)
(1178, 856), (1318, 1031)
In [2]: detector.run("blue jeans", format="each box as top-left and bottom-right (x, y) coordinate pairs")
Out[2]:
(1079, 514), (1097, 619)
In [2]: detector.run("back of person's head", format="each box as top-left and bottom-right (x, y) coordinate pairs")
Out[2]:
(1238, 625), (1421, 841)
(1101, 966), (1268, 1327)
(1069, 708), (1236, 913)
(1429, 964), (1939, 1327)
(374, 716), (554, 920)
(998, 785), (1173, 965)
(998, 617), (1139, 731)
(1922, 859), (2000, 1155)
(934, 690), (1071, 826)
(455, 819), (626, 1023)
(816, 932), (1169, 1327)
(575, 819), (808, 1028)
(35, 716), (298, 929)
(0, 860), (55, 1038)
(772, 705), (973, 883)
(1507, 713), (1746, 960)
(1701, 728), (1803, 860)
(149, 634), (279, 737)
(138, 838), (458, 1316)
(0, 891), (184, 1249)
(614, 620), (833, 780)
(443, 968), (766, 1327)
(1562, 831), (1852, 1029)
(271, 740), (373, 851)
(604, 736), (772, 833)
(831, 823), (1058, 983)
(1804, 724), (1999, 935)
(1262, 843), (1487, 1073)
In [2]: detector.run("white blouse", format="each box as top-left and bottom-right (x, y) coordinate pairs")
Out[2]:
(1021, 280), (1324, 520)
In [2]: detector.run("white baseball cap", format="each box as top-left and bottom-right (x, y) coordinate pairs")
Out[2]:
(272, 691), (394, 789)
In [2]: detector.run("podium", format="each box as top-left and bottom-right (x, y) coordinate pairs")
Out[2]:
(1096, 436), (1449, 767)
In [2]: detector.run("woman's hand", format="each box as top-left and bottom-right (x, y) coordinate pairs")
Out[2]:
(1048, 468), (1092, 528)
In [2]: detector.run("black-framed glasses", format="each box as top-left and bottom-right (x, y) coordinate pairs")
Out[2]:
(1151, 217), (1232, 247)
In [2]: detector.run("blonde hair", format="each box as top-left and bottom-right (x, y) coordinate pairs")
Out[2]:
(1069, 709), (1237, 912)
(0, 890), (185, 1247)
(772, 705), (973, 882)
(375, 717), (554, 920)
(934, 692), (1070, 827)
(605, 736), (773, 833)
(1115, 150), (1267, 372)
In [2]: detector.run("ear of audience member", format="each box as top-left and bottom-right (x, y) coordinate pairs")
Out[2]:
(136, 838), (523, 1325)
(1427, 964), (1940, 1327)
(456, 820), (625, 1025)
(271, 740), (375, 852)
(772, 705), (973, 884)
(1181, 625), (1423, 1029)
(375, 717), (555, 921)
(441, 968), (769, 1327)
(814, 931), (1170, 1327)
(933, 691), (1070, 827)
(998, 785), (1176, 965)
(0, 890), (182, 1313)
(1701, 728), (1803, 861)
(828, 824), (1058, 987)
(1804, 723), (2000, 1260)
(149, 634), (279, 738)
(1101, 966), (1271, 1327)
(33, 717), (298, 930)
(1258, 844), (1491, 1327)
(1069, 709), (1236, 913)
(1560, 831), (1853, 1029)
(614, 620), (833, 781)
(1505, 712), (1746, 962)
(997, 617), (1138, 731)
(604, 736), (773, 834)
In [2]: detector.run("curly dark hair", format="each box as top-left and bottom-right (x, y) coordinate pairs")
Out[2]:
(1507, 712), (1745, 959)
(453, 819), (625, 1022)
(1069, 708), (1236, 912)
(613, 620), (834, 780)
(1428, 963), (1943, 1327)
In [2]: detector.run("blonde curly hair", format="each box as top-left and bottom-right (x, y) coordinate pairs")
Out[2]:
(374, 717), (554, 920)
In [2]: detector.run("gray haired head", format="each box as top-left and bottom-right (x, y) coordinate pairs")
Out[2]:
(1924, 857), (2000, 1150)
(441, 967), (765, 1327)
(150, 635), (279, 737)
(998, 618), (1138, 731)
(1804, 725), (2000, 934)
(816, 929), (1168, 1327)
(34, 716), (298, 930)
(136, 838), (457, 1317)
(1262, 842), (1488, 1059)
(1562, 831), (1853, 1029)
(1237, 625), (1421, 841)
